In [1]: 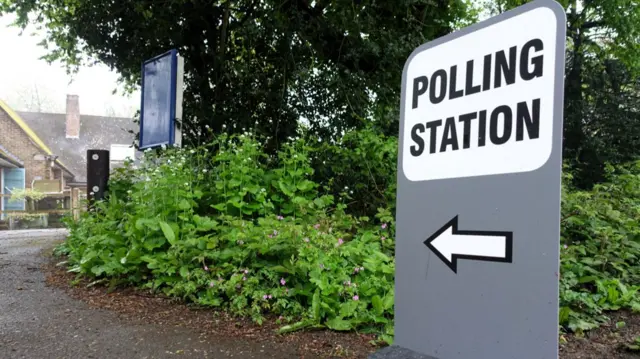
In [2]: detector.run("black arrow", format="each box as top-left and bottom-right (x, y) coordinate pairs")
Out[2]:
(424, 216), (513, 273)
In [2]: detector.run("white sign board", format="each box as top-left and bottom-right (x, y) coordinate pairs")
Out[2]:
(402, 6), (559, 182)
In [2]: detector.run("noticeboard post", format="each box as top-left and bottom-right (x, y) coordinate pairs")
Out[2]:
(375, 1), (567, 358)
(139, 49), (184, 150)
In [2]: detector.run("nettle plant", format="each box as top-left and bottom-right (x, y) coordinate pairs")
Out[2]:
(62, 133), (396, 343)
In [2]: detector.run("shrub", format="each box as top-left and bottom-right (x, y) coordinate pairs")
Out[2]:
(559, 162), (640, 332)
(61, 133), (396, 343)
(59, 129), (640, 343)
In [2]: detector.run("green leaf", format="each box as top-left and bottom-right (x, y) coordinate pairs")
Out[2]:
(339, 301), (359, 318)
(383, 292), (394, 310)
(159, 221), (176, 245)
(326, 318), (352, 331)
(179, 199), (191, 210)
(312, 289), (321, 322)
(372, 295), (384, 316)
(179, 266), (189, 278)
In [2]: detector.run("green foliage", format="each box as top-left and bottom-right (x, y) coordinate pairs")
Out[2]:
(61, 134), (395, 339)
(559, 162), (640, 333)
(59, 127), (640, 342)
(8, 188), (46, 202)
(310, 127), (398, 217)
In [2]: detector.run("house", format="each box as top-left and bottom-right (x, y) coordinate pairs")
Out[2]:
(0, 94), (138, 220)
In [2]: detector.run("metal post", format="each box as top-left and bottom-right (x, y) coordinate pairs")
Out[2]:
(87, 149), (110, 208)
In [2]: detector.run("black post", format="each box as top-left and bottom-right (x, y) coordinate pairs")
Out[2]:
(87, 149), (110, 208)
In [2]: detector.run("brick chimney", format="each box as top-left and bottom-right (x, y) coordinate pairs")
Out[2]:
(66, 94), (80, 138)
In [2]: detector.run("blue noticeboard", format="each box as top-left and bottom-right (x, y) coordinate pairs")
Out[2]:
(139, 49), (179, 149)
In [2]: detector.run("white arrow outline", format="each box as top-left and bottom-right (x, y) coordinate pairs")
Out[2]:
(424, 216), (513, 273)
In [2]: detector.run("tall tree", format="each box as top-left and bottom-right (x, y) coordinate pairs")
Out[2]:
(1, 0), (471, 148)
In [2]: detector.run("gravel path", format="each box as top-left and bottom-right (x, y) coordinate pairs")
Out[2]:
(0, 236), (300, 359)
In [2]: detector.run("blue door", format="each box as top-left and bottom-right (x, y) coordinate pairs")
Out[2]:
(3, 168), (26, 213)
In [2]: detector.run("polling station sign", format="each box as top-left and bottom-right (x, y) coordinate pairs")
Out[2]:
(392, 1), (567, 359)
(402, 3), (561, 182)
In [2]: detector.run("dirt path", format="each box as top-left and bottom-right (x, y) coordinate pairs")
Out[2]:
(0, 236), (312, 359)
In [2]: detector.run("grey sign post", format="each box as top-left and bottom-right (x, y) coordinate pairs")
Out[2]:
(384, 1), (567, 358)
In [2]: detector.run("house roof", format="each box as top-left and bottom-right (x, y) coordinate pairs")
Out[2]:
(0, 144), (23, 168)
(17, 111), (138, 182)
(0, 99), (73, 175)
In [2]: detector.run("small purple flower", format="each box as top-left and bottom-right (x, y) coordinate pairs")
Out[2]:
(209, 281), (215, 287)
(263, 294), (268, 300)
(277, 215), (284, 220)
(314, 224), (320, 230)
(244, 269), (249, 274)
(303, 237), (310, 243)
(354, 267), (360, 273)
(204, 265), (209, 271)
(344, 280), (351, 287)
(563, 244), (568, 249)
(273, 230), (278, 236)
(353, 295), (359, 301)
(243, 276), (247, 281)
(268, 234), (273, 238)
(381, 236), (386, 241)
(381, 223), (388, 229)
(336, 238), (344, 246)
(268, 294), (273, 299)
(280, 278), (286, 286)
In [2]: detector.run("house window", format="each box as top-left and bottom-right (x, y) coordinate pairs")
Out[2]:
(2, 168), (26, 217)
(110, 144), (135, 162)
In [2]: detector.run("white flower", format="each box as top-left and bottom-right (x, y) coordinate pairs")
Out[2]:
(222, 124), (227, 129)
(185, 183), (189, 186)
(203, 169), (208, 173)
(190, 150), (195, 154)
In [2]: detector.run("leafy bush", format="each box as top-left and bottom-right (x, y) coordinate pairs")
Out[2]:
(61, 133), (395, 343)
(59, 130), (640, 343)
(559, 162), (640, 332)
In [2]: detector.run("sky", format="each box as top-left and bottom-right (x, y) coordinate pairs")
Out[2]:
(0, 14), (140, 117)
